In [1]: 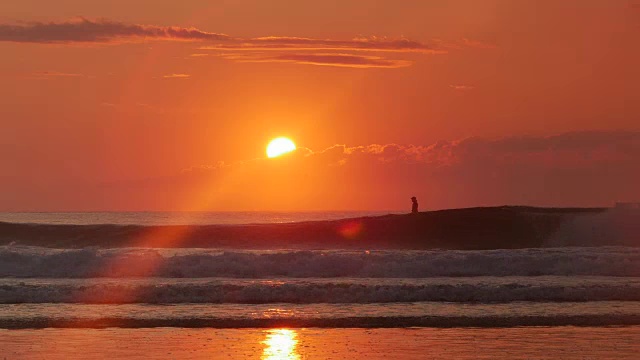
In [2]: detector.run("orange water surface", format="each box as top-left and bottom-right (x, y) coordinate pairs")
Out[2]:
(1, 326), (638, 359)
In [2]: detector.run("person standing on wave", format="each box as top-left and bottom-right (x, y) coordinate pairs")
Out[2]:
(411, 197), (419, 214)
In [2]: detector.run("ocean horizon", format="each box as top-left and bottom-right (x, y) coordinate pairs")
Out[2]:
(0, 210), (400, 226)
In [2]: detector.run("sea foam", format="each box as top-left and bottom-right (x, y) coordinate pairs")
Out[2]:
(1, 277), (638, 304)
(1, 246), (638, 278)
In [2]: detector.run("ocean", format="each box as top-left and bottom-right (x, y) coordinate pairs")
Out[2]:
(1, 211), (639, 358)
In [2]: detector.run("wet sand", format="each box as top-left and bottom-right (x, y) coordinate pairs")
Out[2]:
(1, 326), (638, 359)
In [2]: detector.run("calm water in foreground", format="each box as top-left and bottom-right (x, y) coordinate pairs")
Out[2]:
(2, 327), (638, 359)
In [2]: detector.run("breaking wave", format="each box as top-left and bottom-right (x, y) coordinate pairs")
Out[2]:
(4, 315), (640, 329)
(0, 246), (638, 278)
(2, 301), (640, 328)
(1, 277), (639, 304)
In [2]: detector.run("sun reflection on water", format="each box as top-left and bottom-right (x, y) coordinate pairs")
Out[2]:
(261, 329), (300, 360)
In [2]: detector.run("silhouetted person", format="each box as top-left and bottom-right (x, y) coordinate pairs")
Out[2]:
(411, 197), (419, 213)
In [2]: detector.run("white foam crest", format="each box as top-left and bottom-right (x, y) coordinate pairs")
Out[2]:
(1, 278), (639, 304)
(1, 246), (639, 278)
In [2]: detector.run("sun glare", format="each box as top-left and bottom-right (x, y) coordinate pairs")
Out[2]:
(267, 137), (297, 158)
(262, 329), (300, 360)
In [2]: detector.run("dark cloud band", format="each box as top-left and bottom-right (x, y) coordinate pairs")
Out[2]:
(0, 18), (441, 53)
(0, 18), (231, 43)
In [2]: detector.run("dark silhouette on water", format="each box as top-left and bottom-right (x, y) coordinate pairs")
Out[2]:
(411, 197), (419, 213)
(0, 206), (622, 250)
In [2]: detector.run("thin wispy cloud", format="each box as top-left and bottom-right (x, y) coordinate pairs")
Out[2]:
(27, 71), (85, 79)
(33, 71), (82, 77)
(200, 36), (445, 54)
(449, 85), (474, 91)
(162, 73), (191, 79)
(219, 53), (412, 69)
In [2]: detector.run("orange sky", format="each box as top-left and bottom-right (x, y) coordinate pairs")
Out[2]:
(1, 0), (639, 211)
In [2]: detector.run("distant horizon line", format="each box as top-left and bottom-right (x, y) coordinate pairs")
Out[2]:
(0, 205), (613, 214)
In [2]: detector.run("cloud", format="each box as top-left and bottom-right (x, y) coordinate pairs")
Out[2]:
(449, 84), (474, 91)
(322, 131), (639, 169)
(200, 36), (445, 54)
(100, 131), (640, 210)
(167, 131), (639, 176)
(162, 73), (191, 79)
(26, 71), (85, 80)
(4, 18), (500, 69)
(32, 71), (82, 77)
(0, 19), (440, 54)
(0, 18), (231, 44)
(1, 18), (489, 55)
(1, 18), (451, 69)
(219, 53), (412, 68)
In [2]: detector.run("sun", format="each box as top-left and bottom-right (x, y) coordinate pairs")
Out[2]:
(267, 137), (297, 158)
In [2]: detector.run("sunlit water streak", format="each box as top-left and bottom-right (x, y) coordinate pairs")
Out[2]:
(1, 327), (638, 359)
(262, 329), (300, 360)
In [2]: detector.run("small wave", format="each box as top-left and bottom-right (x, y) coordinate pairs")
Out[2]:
(0, 246), (638, 278)
(2, 315), (639, 329)
(1, 278), (639, 304)
(3, 301), (639, 329)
